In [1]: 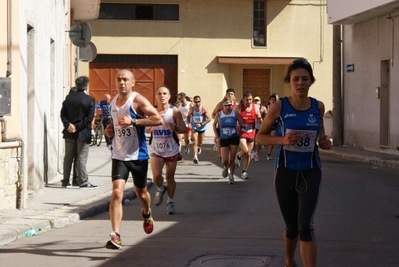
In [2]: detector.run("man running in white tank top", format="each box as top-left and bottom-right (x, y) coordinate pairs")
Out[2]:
(103, 69), (163, 249)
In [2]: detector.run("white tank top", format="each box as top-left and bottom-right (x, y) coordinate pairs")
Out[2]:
(149, 106), (180, 157)
(110, 92), (149, 161)
(178, 102), (191, 126)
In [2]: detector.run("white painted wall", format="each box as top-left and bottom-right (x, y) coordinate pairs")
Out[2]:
(328, 0), (397, 23)
(342, 15), (399, 151)
(20, 0), (69, 191)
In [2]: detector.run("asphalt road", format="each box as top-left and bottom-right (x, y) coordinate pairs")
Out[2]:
(0, 145), (398, 267)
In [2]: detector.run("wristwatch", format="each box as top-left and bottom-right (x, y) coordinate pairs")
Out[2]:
(131, 118), (137, 126)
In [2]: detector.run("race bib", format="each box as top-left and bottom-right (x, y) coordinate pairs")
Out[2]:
(153, 139), (172, 152)
(283, 129), (317, 152)
(241, 123), (253, 133)
(114, 125), (135, 141)
(193, 115), (203, 123)
(222, 127), (236, 136)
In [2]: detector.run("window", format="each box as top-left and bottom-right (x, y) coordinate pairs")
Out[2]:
(99, 3), (179, 21)
(253, 0), (266, 47)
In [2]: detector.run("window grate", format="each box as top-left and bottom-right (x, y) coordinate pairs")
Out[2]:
(253, 0), (267, 47)
(99, 3), (179, 21)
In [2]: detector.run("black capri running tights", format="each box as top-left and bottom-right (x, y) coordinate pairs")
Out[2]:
(274, 168), (322, 241)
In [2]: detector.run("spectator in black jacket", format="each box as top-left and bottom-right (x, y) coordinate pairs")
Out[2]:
(60, 76), (98, 189)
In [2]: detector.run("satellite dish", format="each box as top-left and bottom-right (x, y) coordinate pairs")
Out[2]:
(79, 42), (97, 62)
(69, 22), (92, 47)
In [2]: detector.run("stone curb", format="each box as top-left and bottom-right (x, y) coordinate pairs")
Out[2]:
(0, 185), (143, 246)
(319, 149), (399, 168)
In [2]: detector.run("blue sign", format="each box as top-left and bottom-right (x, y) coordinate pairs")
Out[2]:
(346, 64), (354, 72)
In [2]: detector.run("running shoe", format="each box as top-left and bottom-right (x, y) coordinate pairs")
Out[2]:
(250, 151), (255, 160)
(198, 147), (202, 154)
(267, 154), (272, 160)
(79, 183), (98, 189)
(235, 152), (241, 168)
(241, 171), (248, 180)
(254, 153), (259, 162)
(105, 231), (122, 249)
(184, 147), (190, 155)
(142, 209), (154, 234)
(228, 174), (235, 184)
(222, 166), (228, 178)
(154, 186), (167, 206)
(193, 157), (199, 164)
(166, 202), (175, 215)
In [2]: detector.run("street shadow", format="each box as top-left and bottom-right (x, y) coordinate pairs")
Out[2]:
(0, 242), (109, 261)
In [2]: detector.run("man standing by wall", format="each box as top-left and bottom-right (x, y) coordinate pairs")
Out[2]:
(60, 76), (98, 189)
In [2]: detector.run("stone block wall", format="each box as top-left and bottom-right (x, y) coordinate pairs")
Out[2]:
(0, 147), (19, 211)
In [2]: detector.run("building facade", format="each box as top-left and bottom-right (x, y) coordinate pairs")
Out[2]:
(0, 0), (100, 211)
(0, 0), (332, 211)
(328, 0), (399, 153)
(79, 0), (333, 137)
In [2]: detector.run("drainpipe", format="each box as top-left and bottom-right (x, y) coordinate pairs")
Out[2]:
(0, 117), (24, 209)
(6, 0), (12, 77)
(332, 25), (343, 146)
(2, 0), (23, 209)
(387, 15), (394, 67)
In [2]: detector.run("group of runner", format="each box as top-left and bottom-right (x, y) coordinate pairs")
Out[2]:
(211, 88), (277, 184)
(102, 60), (332, 267)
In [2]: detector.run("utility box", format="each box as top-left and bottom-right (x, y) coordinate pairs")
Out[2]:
(0, 77), (11, 115)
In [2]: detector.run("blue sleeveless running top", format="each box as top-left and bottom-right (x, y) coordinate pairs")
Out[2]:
(190, 105), (206, 131)
(218, 110), (239, 139)
(274, 97), (321, 170)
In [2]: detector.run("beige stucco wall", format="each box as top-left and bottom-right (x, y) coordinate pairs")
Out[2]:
(342, 15), (399, 151)
(0, 0), (72, 211)
(0, 0), (21, 137)
(79, 0), (333, 137)
(0, 0), (25, 210)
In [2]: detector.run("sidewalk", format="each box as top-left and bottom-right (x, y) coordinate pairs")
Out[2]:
(0, 139), (398, 246)
(319, 145), (399, 168)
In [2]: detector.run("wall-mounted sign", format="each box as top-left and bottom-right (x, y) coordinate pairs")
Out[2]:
(346, 64), (354, 72)
(69, 22), (92, 47)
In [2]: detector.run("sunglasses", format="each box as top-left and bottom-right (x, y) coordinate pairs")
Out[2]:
(223, 104), (232, 107)
(254, 99), (259, 101)
(194, 101), (201, 104)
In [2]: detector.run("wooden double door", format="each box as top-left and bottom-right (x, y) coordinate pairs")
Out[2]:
(88, 55), (178, 105)
(242, 68), (271, 106)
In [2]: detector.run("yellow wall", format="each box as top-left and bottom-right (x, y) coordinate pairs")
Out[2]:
(80, 0), (332, 135)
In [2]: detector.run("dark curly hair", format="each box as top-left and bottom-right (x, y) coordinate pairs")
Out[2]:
(284, 58), (316, 84)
